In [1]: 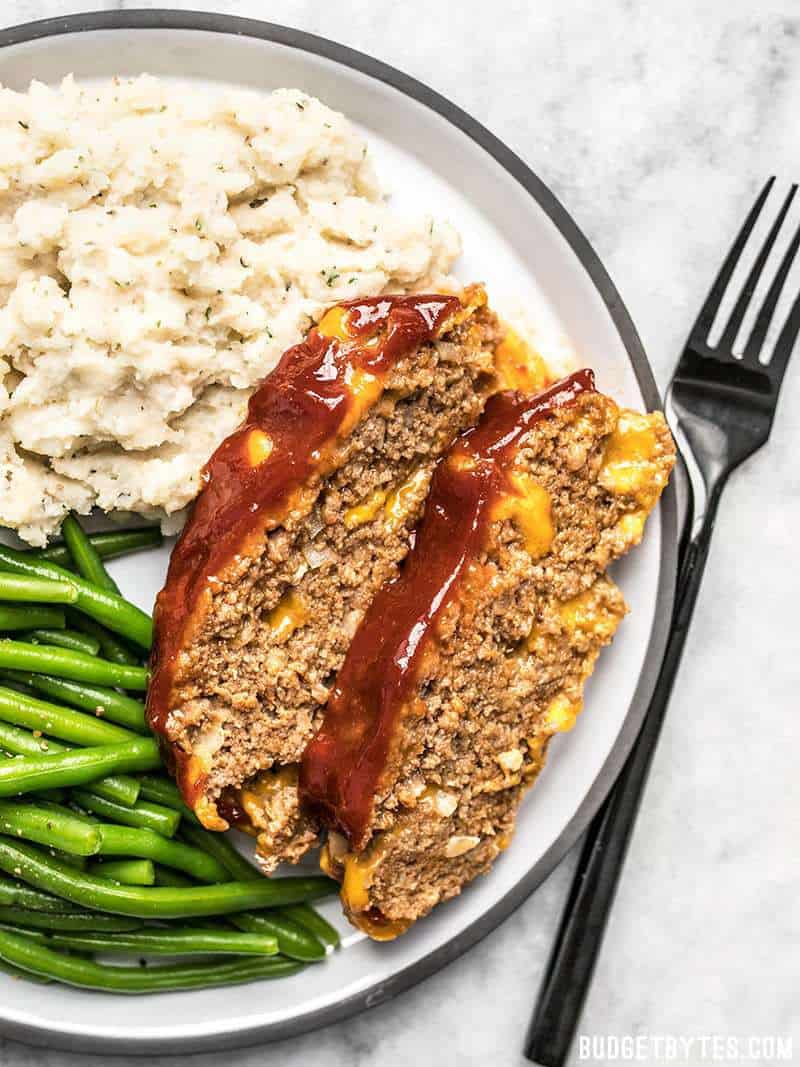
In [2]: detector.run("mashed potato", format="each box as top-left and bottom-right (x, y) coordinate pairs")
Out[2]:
(0, 75), (460, 544)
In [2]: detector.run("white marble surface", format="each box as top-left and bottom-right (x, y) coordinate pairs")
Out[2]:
(0, 2), (798, 1064)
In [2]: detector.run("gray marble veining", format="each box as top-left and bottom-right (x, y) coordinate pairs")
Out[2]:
(0, 2), (797, 1064)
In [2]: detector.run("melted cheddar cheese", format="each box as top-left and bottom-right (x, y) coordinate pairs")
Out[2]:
(339, 836), (411, 940)
(544, 693), (583, 733)
(599, 412), (659, 506)
(492, 471), (554, 558)
(494, 327), (550, 393)
(559, 588), (620, 640)
(384, 466), (430, 527)
(340, 367), (382, 437)
(232, 765), (301, 837)
(266, 590), (308, 642)
(343, 487), (388, 529)
(344, 466), (432, 531)
(316, 305), (352, 341)
(246, 429), (274, 467)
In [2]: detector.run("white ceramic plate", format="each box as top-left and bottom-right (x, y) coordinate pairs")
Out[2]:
(0, 10), (677, 1054)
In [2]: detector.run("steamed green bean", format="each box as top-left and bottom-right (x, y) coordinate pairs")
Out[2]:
(24, 629), (100, 656)
(49, 926), (278, 957)
(230, 911), (325, 962)
(0, 606), (65, 632)
(0, 838), (335, 918)
(0, 685), (138, 747)
(0, 908), (140, 932)
(0, 546), (152, 649)
(179, 823), (260, 882)
(0, 641), (147, 689)
(91, 859), (155, 886)
(72, 789), (180, 838)
(0, 573), (77, 604)
(153, 864), (194, 888)
(281, 903), (340, 949)
(0, 875), (80, 913)
(0, 800), (100, 855)
(0, 722), (139, 807)
(97, 825), (229, 883)
(67, 612), (142, 667)
(37, 529), (163, 568)
(1, 671), (146, 734)
(0, 739), (159, 797)
(0, 928), (301, 992)
(61, 514), (120, 594)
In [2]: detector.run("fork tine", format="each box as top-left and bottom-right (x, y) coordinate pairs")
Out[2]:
(691, 176), (775, 344)
(765, 283), (800, 387)
(742, 212), (800, 363)
(718, 184), (797, 354)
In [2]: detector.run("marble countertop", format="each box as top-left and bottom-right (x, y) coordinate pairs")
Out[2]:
(1, 2), (797, 1065)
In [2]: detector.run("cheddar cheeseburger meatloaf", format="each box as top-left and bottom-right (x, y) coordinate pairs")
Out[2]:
(147, 288), (504, 865)
(300, 370), (675, 937)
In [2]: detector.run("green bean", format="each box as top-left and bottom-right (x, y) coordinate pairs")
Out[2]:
(0, 722), (139, 807)
(0, 908), (140, 932)
(230, 911), (325, 962)
(0, 606), (65, 632)
(1, 671), (146, 734)
(67, 612), (142, 667)
(91, 859), (155, 886)
(73, 790), (180, 838)
(0, 678), (36, 697)
(281, 903), (341, 949)
(6, 915), (284, 956)
(37, 528), (163, 568)
(0, 720), (61, 758)
(50, 851), (87, 872)
(0, 875), (80, 912)
(32, 787), (67, 804)
(61, 514), (120, 594)
(0, 686), (137, 747)
(0, 928), (301, 992)
(0, 838), (336, 918)
(0, 739), (159, 797)
(134, 778), (176, 808)
(0, 955), (52, 983)
(50, 926), (278, 957)
(137, 775), (192, 815)
(24, 629), (100, 656)
(0, 641), (147, 689)
(153, 863), (194, 888)
(0, 546), (152, 649)
(0, 573), (77, 604)
(36, 799), (94, 822)
(0, 800), (100, 855)
(70, 778), (140, 809)
(97, 825), (228, 883)
(86, 775), (142, 808)
(179, 823), (260, 882)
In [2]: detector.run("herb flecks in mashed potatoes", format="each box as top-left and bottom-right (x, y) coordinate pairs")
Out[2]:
(0, 75), (460, 544)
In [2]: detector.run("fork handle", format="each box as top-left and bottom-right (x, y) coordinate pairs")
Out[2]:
(524, 483), (725, 1067)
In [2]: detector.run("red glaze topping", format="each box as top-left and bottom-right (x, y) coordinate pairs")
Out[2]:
(215, 788), (251, 831)
(300, 369), (596, 847)
(147, 293), (462, 804)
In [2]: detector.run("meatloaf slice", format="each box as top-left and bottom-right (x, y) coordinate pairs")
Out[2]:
(147, 287), (504, 863)
(300, 371), (675, 937)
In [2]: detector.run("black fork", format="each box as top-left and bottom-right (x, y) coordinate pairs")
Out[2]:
(525, 178), (800, 1067)
(669, 177), (799, 625)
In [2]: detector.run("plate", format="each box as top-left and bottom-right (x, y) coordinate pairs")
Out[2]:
(0, 10), (677, 1054)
